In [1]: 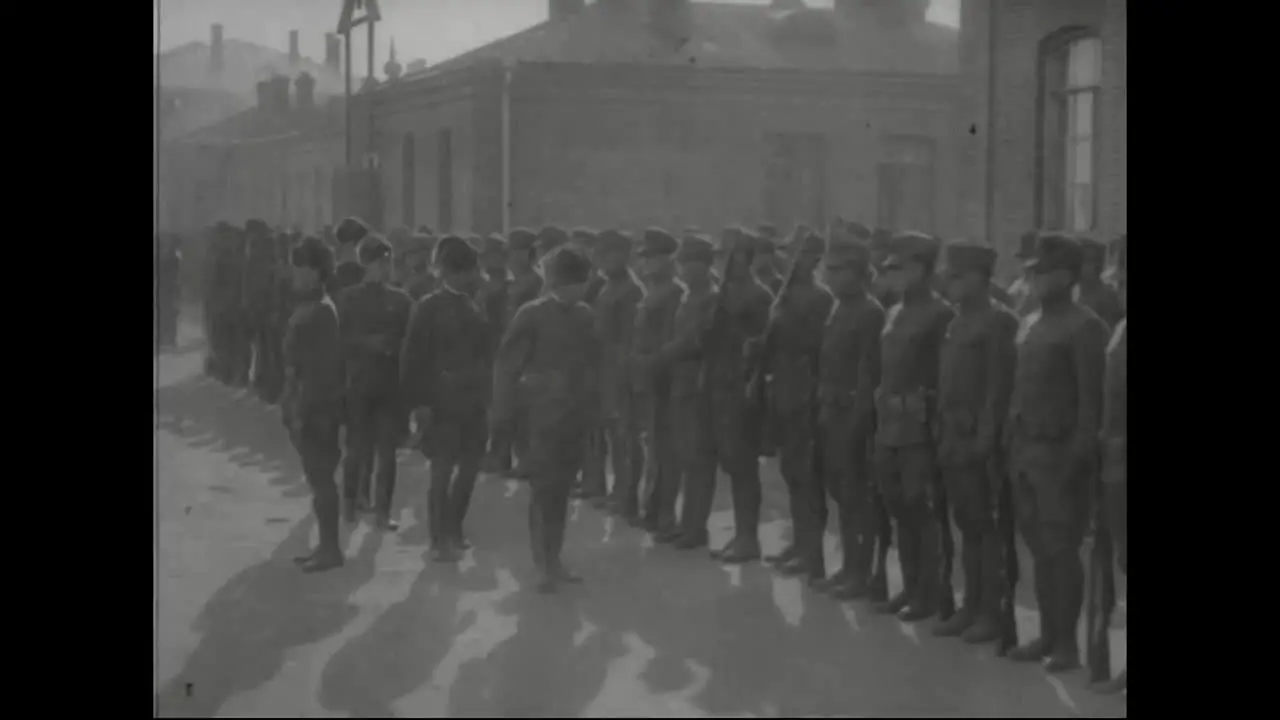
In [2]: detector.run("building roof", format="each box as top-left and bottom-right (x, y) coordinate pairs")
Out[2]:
(158, 38), (345, 96)
(413, 2), (958, 79)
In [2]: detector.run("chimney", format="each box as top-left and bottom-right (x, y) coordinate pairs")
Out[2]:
(324, 33), (341, 73)
(295, 72), (315, 110)
(648, 0), (692, 51)
(272, 76), (292, 112)
(549, 0), (586, 23)
(255, 79), (270, 112)
(289, 30), (299, 66)
(210, 24), (224, 74)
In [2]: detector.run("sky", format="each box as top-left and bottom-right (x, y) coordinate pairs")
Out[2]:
(156, 0), (960, 72)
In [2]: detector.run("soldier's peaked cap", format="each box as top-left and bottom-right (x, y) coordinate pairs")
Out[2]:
(639, 227), (679, 258)
(507, 227), (538, 252)
(537, 225), (570, 253)
(1025, 232), (1083, 274)
(1077, 235), (1107, 265)
(357, 233), (393, 266)
(756, 223), (778, 240)
(335, 216), (371, 246)
(883, 231), (941, 270)
(434, 234), (478, 273)
(290, 235), (334, 277)
(245, 218), (271, 236)
(598, 229), (633, 253)
(870, 227), (894, 253)
(824, 235), (871, 270)
(416, 224), (435, 236)
(464, 233), (485, 254)
(789, 228), (827, 256)
(1015, 230), (1040, 259)
(547, 246), (592, 285)
(571, 227), (599, 246)
(483, 233), (509, 255)
(677, 234), (715, 264)
(844, 221), (872, 241)
(943, 240), (997, 275)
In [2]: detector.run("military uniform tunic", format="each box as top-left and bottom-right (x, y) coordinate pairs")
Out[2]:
(282, 288), (345, 552)
(632, 280), (684, 532)
(493, 294), (601, 572)
(494, 270), (546, 471)
(336, 281), (414, 517)
(937, 298), (1019, 625)
(764, 278), (834, 565)
(591, 270), (645, 513)
(654, 282), (720, 542)
(1008, 300), (1108, 658)
(401, 284), (492, 547)
(818, 291), (885, 582)
(875, 290), (954, 613)
(1101, 319), (1127, 574)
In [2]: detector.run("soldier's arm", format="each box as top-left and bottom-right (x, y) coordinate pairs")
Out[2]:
(581, 308), (604, 422)
(399, 298), (435, 411)
(852, 303), (886, 441)
(1072, 313), (1111, 451)
(801, 291), (836, 357)
(492, 303), (537, 425)
(925, 302), (956, 392)
(744, 286), (773, 339)
(281, 307), (305, 409)
(978, 310), (1019, 456)
(654, 291), (719, 367)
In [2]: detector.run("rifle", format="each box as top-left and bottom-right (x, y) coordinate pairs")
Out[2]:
(935, 482), (957, 621)
(745, 246), (803, 403)
(995, 460), (1020, 656)
(1086, 465), (1117, 682)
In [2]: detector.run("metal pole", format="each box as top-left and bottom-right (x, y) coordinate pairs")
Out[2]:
(984, 0), (998, 250)
(344, 29), (352, 169)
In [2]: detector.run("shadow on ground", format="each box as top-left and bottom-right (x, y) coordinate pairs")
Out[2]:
(154, 517), (384, 718)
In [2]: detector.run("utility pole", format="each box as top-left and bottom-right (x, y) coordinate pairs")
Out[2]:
(338, 0), (383, 170)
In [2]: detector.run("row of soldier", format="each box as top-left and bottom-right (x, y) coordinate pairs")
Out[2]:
(199, 215), (1127, 695)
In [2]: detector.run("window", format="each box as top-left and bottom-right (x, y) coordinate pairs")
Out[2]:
(437, 129), (453, 232)
(877, 135), (936, 234)
(402, 133), (417, 228)
(762, 132), (827, 231)
(1041, 33), (1101, 232)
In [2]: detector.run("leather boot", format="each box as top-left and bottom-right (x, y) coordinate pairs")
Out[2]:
(899, 518), (939, 622)
(1009, 558), (1055, 662)
(935, 532), (983, 636)
(1091, 669), (1126, 694)
(302, 478), (344, 573)
(963, 531), (1007, 644)
(1044, 555), (1083, 673)
(717, 535), (762, 564)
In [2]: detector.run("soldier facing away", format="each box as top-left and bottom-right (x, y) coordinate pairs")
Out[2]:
(401, 235), (490, 561)
(490, 228), (544, 477)
(335, 234), (414, 530)
(1006, 232), (1109, 672)
(933, 240), (1019, 641)
(491, 246), (602, 593)
(281, 235), (346, 572)
(812, 232), (884, 597)
(874, 231), (954, 621)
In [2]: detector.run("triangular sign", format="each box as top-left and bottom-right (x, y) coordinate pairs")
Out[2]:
(337, 0), (382, 35)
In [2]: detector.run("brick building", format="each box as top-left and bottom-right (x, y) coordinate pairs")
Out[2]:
(958, 0), (1126, 277)
(174, 0), (968, 240)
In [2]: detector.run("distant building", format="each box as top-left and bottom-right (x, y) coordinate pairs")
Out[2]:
(156, 24), (345, 234)
(168, 0), (969, 239)
(958, 0), (1126, 278)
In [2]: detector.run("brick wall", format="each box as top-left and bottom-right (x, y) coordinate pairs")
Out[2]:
(507, 62), (962, 238)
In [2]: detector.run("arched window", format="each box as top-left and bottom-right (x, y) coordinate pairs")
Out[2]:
(1040, 32), (1101, 232)
(402, 133), (417, 228)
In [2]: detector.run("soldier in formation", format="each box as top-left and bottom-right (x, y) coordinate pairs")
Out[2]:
(336, 234), (413, 529)
(196, 213), (1126, 681)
